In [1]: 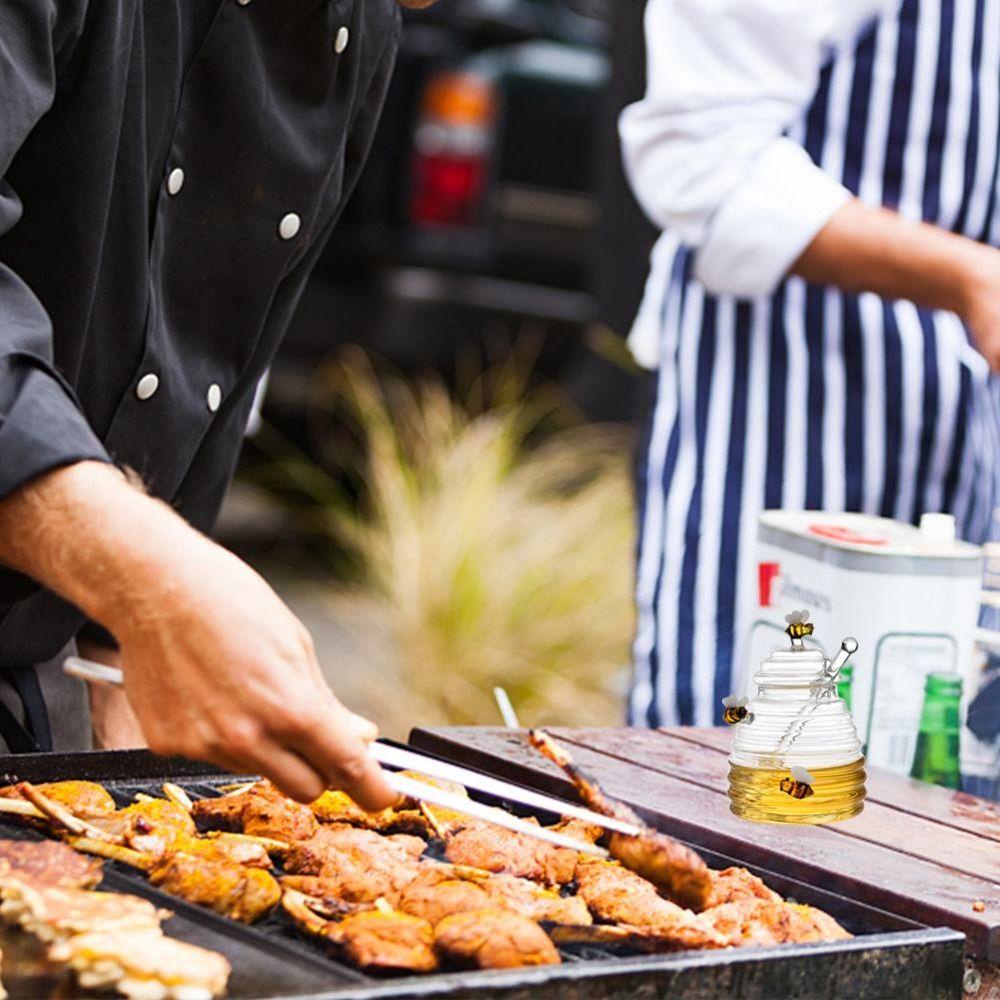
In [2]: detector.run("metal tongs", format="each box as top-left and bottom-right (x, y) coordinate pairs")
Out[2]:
(64, 657), (637, 856)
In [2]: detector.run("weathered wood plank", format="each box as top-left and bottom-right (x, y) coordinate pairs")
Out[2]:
(409, 726), (1000, 961)
(667, 726), (1000, 845)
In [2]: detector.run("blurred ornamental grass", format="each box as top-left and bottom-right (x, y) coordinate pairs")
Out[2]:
(257, 348), (634, 733)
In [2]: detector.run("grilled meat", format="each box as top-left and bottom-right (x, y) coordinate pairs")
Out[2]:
(286, 825), (425, 874)
(283, 890), (438, 973)
(451, 869), (592, 926)
(0, 839), (102, 889)
(707, 866), (782, 907)
(0, 781), (116, 817)
(529, 730), (712, 911)
(282, 825), (427, 906)
(154, 832), (273, 869)
(332, 910), (439, 974)
(311, 790), (430, 835)
(281, 854), (424, 905)
(190, 789), (251, 832)
(244, 789), (318, 842)
(433, 908), (561, 969)
(396, 869), (493, 925)
(192, 781), (317, 842)
(50, 930), (231, 999)
(575, 860), (687, 928)
(706, 898), (851, 947)
(149, 852), (280, 922)
(87, 798), (196, 847)
(0, 880), (167, 941)
(443, 820), (581, 885)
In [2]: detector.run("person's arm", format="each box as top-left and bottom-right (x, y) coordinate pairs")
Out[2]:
(619, 0), (897, 298)
(793, 199), (1000, 370)
(0, 461), (394, 807)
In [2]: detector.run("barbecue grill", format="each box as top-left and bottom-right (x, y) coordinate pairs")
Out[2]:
(0, 746), (965, 999)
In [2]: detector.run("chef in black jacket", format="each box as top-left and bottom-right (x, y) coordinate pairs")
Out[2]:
(0, 0), (436, 807)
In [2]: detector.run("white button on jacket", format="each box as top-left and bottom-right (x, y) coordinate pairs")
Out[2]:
(166, 168), (184, 196)
(335, 27), (350, 54)
(207, 384), (222, 412)
(136, 373), (159, 400)
(278, 213), (301, 240)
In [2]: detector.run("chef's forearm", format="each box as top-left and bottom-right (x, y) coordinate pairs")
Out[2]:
(0, 461), (205, 634)
(792, 198), (991, 318)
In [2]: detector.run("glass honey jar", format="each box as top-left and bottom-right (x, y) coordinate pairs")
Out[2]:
(727, 611), (866, 824)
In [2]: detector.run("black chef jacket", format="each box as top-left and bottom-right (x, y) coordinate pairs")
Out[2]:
(0, 1), (401, 671)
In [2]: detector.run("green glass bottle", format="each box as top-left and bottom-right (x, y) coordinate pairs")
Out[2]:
(837, 664), (854, 711)
(910, 673), (962, 789)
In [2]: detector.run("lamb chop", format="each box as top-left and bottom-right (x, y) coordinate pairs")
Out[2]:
(14, 783), (278, 874)
(147, 852), (281, 923)
(0, 780), (116, 817)
(72, 840), (281, 923)
(50, 930), (231, 999)
(283, 889), (438, 973)
(433, 908), (561, 969)
(529, 730), (712, 911)
(0, 839), (102, 889)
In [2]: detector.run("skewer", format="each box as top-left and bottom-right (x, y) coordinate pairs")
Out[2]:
(417, 803), (449, 840)
(69, 837), (155, 872)
(162, 783), (194, 812)
(0, 798), (46, 820)
(217, 781), (257, 796)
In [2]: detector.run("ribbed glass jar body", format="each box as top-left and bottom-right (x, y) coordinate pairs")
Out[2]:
(728, 649), (866, 824)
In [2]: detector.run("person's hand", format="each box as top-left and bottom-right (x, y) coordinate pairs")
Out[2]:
(77, 640), (147, 750)
(961, 251), (1000, 372)
(107, 533), (394, 808)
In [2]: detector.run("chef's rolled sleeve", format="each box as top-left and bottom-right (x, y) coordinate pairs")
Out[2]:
(620, 0), (893, 298)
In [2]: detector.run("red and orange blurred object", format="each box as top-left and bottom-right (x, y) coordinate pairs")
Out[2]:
(409, 71), (498, 227)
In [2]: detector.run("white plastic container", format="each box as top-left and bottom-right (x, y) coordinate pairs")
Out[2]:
(742, 511), (983, 777)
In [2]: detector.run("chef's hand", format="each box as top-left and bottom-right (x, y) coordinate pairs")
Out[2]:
(114, 536), (394, 807)
(0, 461), (395, 808)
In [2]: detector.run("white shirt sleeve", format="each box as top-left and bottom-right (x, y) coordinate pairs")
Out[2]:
(619, 0), (899, 298)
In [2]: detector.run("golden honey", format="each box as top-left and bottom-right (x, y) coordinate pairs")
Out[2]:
(728, 758), (866, 825)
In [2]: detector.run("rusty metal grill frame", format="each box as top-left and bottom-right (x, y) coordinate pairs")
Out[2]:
(0, 746), (966, 999)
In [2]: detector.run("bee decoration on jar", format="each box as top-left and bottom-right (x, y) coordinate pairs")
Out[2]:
(722, 695), (752, 726)
(780, 765), (816, 799)
(785, 609), (814, 646)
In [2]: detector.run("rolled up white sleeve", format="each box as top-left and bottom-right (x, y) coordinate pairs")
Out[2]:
(620, 0), (896, 298)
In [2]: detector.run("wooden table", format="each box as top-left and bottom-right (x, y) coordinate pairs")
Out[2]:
(410, 725), (1000, 998)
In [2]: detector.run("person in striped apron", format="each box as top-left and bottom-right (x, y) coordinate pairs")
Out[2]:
(621, 0), (1000, 728)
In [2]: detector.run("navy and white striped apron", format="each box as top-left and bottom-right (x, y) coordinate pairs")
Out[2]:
(631, 0), (1000, 728)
